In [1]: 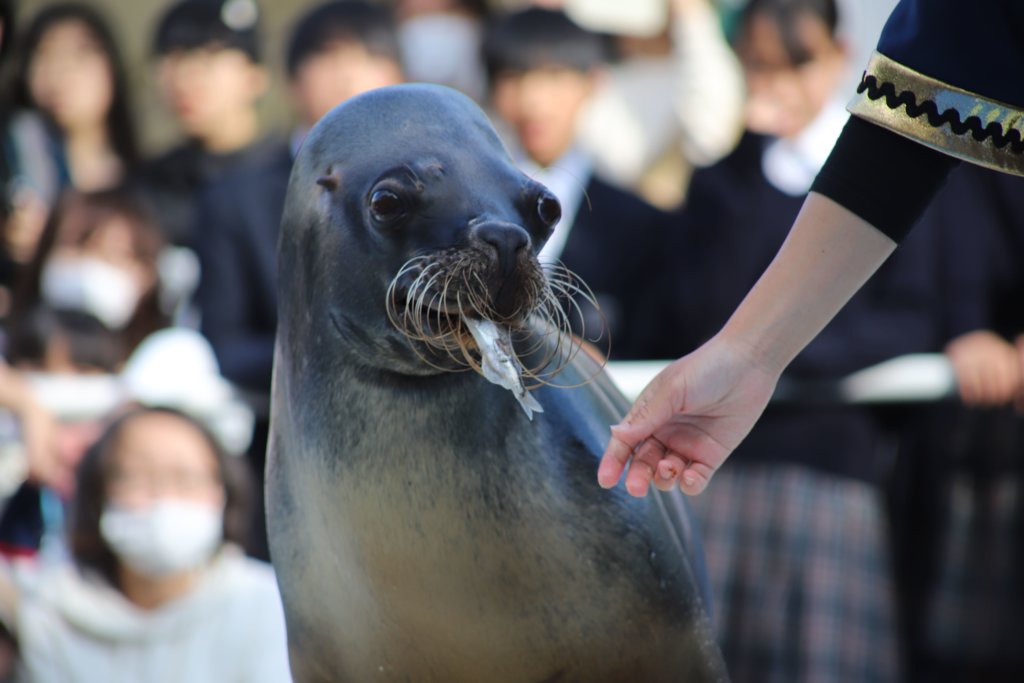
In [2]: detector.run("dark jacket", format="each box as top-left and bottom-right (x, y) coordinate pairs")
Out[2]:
(193, 142), (292, 392)
(558, 174), (676, 361)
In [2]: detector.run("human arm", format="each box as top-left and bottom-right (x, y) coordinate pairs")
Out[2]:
(0, 361), (72, 497)
(668, 0), (745, 166)
(577, 0), (743, 185)
(598, 191), (896, 496)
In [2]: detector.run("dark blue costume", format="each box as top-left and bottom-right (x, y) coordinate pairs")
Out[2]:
(192, 141), (292, 561)
(812, 0), (1024, 240)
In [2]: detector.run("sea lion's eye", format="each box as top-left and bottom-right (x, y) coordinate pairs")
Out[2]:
(370, 189), (405, 222)
(536, 193), (561, 228)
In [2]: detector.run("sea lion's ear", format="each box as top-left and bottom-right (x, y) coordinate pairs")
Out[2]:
(317, 168), (340, 192)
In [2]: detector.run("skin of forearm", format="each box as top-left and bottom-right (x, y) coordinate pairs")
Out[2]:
(717, 192), (898, 376)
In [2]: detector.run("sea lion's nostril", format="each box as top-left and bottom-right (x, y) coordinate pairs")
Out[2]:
(476, 223), (529, 272)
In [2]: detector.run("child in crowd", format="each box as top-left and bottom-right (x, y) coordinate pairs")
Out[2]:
(483, 7), (676, 360)
(2, 3), (140, 315)
(395, 0), (489, 103)
(286, 0), (404, 150)
(0, 407), (291, 682)
(12, 4), (139, 194)
(0, 188), (169, 558)
(7, 188), (169, 362)
(142, 0), (284, 246)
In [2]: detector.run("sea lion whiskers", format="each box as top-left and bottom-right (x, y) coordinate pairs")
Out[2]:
(384, 249), (591, 386)
(516, 264), (607, 390)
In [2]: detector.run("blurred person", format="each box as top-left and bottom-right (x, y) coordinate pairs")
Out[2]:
(0, 356), (71, 541)
(2, 3), (140, 318)
(658, 0), (946, 679)
(12, 4), (139, 193)
(0, 188), (169, 560)
(286, 0), (404, 150)
(0, 304), (257, 560)
(0, 306), (122, 563)
(484, 6), (677, 360)
(141, 0), (282, 246)
(0, 0), (21, 318)
(0, 406), (291, 682)
(194, 0), (404, 559)
(888, 167), (1024, 683)
(7, 188), (169, 361)
(0, 0), (10, 56)
(573, 0), (747, 208)
(395, 0), (489, 103)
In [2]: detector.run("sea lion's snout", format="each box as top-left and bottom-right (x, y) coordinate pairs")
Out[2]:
(471, 221), (536, 320)
(474, 221), (530, 274)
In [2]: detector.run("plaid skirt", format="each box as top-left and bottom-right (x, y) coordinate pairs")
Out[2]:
(689, 464), (902, 683)
(893, 404), (1024, 677)
(921, 473), (1023, 657)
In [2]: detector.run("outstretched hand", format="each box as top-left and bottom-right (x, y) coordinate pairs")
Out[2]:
(598, 338), (779, 497)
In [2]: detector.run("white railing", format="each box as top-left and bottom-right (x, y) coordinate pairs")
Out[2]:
(604, 353), (957, 404)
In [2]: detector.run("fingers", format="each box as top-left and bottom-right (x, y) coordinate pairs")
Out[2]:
(599, 361), (686, 489)
(955, 355), (1015, 405)
(624, 438), (667, 497)
(653, 454), (687, 491)
(679, 461), (716, 496)
(598, 428), (636, 488)
(947, 331), (1021, 406)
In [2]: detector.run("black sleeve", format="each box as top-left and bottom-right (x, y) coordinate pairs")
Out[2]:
(810, 116), (960, 243)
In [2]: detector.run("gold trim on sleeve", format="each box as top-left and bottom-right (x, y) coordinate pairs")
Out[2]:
(848, 51), (1024, 176)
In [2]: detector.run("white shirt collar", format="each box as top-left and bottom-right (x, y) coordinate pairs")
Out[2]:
(762, 98), (850, 196)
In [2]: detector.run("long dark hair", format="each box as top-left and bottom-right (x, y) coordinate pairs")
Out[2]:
(69, 406), (254, 587)
(12, 3), (140, 169)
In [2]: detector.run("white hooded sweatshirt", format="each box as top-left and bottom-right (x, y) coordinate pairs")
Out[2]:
(14, 546), (292, 682)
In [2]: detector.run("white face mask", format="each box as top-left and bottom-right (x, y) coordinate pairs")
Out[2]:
(398, 14), (487, 103)
(100, 500), (224, 578)
(41, 256), (143, 330)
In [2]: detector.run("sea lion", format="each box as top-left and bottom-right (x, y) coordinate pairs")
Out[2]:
(267, 83), (728, 683)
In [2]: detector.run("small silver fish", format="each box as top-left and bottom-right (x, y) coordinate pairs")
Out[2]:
(463, 317), (544, 420)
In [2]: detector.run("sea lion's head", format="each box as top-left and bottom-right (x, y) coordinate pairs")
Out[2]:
(279, 84), (582, 378)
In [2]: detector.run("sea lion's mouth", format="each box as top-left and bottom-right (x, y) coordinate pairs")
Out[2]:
(384, 252), (595, 400)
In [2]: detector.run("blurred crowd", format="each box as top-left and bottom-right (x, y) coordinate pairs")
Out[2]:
(0, 0), (1021, 681)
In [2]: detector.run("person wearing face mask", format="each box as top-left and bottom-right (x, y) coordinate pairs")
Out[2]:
(0, 190), (169, 560)
(6, 188), (169, 361)
(1, 3), (140, 323)
(395, 0), (488, 103)
(0, 406), (291, 682)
